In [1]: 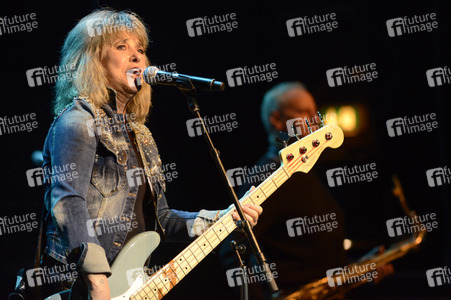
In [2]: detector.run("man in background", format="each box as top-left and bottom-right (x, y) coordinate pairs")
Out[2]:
(219, 82), (347, 299)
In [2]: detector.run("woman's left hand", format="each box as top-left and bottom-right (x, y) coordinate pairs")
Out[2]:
(231, 203), (263, 227)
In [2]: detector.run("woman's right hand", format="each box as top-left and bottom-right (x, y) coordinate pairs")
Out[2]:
(86, 273), (110, 300)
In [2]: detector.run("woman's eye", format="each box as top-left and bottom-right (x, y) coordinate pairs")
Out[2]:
(117, 45), (126, 50)
(138, 49), (144, 54)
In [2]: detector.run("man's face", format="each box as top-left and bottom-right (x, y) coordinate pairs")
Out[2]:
(272, 88), (318, 134)
(280, 88), (317, 121)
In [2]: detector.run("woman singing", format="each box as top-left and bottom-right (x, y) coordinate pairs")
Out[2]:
(40, 9), (261, 299)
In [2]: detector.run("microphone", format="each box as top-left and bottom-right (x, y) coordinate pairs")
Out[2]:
(143, 66), (225, 92)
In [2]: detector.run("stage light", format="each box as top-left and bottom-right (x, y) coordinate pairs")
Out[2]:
(31, 150), (43, 166)
(343, 239), (353, 250)
(338, 106), (357, 132)
(322, 104), (362, 137)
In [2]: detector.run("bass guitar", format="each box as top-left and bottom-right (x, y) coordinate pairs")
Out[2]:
(47, 124), (344, 300)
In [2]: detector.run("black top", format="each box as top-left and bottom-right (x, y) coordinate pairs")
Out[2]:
(124, 130), (156, 245)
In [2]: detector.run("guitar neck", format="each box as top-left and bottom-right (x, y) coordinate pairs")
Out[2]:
(130, 125), (343, 300)
(131, 163), (294, 299)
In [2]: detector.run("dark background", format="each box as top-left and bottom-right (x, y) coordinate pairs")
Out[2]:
(1, 0), (450, 299)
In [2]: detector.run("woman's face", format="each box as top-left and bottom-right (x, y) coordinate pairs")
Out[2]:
(101, 33), (146, 99)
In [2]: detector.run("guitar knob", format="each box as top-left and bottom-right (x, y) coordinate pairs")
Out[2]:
(326, 133), (333, 140)
(312, 139), (320, 147)
(302, 155), (309, 163)
(299, 146), (307, 154)
(286, 153), (294, 161)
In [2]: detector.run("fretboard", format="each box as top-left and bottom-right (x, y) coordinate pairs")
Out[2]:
(131, 154), (306, 299)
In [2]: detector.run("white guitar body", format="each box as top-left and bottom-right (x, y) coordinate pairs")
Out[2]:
(109, 231), (160, 299)
(45, 231), (161, 300)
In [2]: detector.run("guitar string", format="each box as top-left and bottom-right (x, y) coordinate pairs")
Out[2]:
(131, 128), (334, 299)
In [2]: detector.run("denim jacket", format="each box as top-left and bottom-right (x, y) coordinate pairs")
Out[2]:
(42, 92), (221, 275)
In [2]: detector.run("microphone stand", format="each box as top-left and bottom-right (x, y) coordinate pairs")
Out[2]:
(172, 76), (279, 298)
(231, 241), (249, 300)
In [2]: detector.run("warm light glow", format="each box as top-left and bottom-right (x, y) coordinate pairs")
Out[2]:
(324, 108), (337, 125)
(322, 104), (362, 136)
(343, 239), (352, 250)
(337, 106), (357, 132)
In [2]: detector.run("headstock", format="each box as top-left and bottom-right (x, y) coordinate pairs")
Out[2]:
(279, 124), (344, 175)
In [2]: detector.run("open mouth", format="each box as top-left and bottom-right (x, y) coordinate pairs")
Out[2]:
(126, 67), (143, 78)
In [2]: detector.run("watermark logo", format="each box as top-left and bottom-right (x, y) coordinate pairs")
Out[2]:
(186, 218), (215, 237)
(386, 213), (438, 237)
(86, 113), (136, 137)
(226, 63), (278, 87)
(26, 63), (77, 87)
(0, 213), (38, 236)
(26, 163), (78, 188)
(0, 113), (38, 136)
(326, 263), (378, 287)
(86, 213), (138, 237)
(151, 62), (178, 83)
(386, 13), (438, 37)
(326, 63), (378, 87)
(126, 268), (144, 286)
(426, 267), (451, 287)
(226, 263), (278, 287)
(186, 13), (238, 37)
(286, 13), (338, 37)
(86, 16), (137, 37)
(286, 113), (336, 137)
(0, 13), (38, 36)
(386, 112), (438, 137)
(158, 162), (178, 183)
(226, 162), (278, 187)
(286, 213), (338, 237)
(426, 67), (451, 87)
(126, 265), (164, 286)
(126, 163), (178, 187)
(126, 168), (146, 187)
(426, 166), (451, 187)
(26, 168), (44, 187)
(26, 263), (77, 287)
(326, 163), (378, 187)
(186, 113), (238, 137)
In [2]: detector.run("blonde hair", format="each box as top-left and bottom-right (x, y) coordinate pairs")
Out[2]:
(54, 9), (151, 123)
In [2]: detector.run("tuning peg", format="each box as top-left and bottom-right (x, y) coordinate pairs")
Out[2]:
(317, 111), (325, 127)
(291, 124), (301, 140)
(275, 131), (290, 148)
(305, 118), (312, 134)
